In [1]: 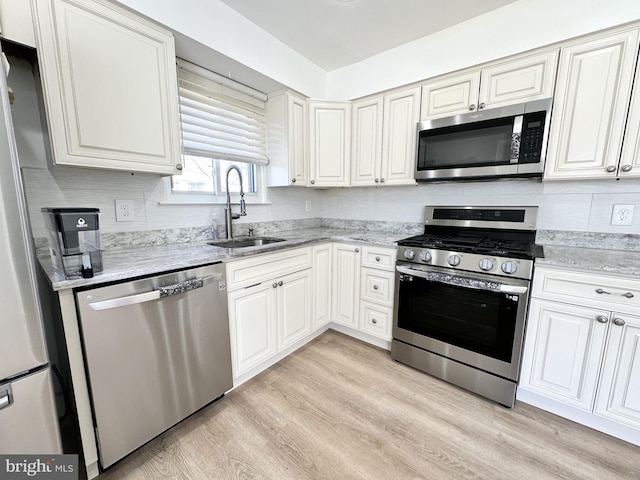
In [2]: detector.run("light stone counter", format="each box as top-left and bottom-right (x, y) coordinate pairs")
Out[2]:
(537, 245), (640, 277)
(39, 227), (406, 291)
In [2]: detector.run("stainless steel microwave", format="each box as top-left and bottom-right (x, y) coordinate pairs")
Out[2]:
(415, 98), (552, 181)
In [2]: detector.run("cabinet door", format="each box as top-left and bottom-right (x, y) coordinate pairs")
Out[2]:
(332, 243), (360, 327)
(309, 101), (350, 187)
(228, 283), (277, 377)
(420, 71), (480, 119)
(519, 299), (609, 410)
(380, 86), (420, 186)
(32, 0), (181, 174)
(312, 243), (332, 330)
(266, 91), (307, 186)
(351, 96), (383, 186)
(595, 313), (640, 429)
(619, 56), (640, 178)
(479, 50), (558, 109)
(277, 269), (312, 350)
(544, 30), (640, 180)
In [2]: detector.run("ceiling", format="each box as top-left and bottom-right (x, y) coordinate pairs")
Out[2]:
(218, 0), (520, 71)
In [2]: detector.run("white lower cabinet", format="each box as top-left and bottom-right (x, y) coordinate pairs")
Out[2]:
(312, 243), (332, 330)
(331, 243), (361, 327)
(277, 269), (312, 350)
(519, 266), (640, 445)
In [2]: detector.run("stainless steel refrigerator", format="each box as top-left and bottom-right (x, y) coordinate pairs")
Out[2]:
(0, 48), (62, 454)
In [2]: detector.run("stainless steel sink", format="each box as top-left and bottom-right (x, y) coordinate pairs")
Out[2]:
(207, 237), (286, 249)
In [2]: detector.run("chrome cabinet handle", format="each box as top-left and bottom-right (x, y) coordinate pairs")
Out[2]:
(175, 163), (183, 171)
(478, 102), (486, 109)
(372, 318), (378, 324)
(380, 178), (385, 183)
(622, 292), (634, 298)
(373, 285), (379, 290)
(278, 281), (283, 287)
(291, 178), (296, 183)
(0, 385), (12, 410)
(605, 165), (616, 173)
(613, 318), (626, 326)
(375, 256), (381, 262)
(375, 178), (380, 183)
(469, 104), (476, 111)
(355, 248), (360, 253)
(621, 165), (632, 172)
(310, 179), (315, 184)
(595, 288), (610, 295)
(596, 315), (609, 324)
(272, 283), (277, 288)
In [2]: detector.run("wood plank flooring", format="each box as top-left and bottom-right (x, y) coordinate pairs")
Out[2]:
(98, 330), (639, 479)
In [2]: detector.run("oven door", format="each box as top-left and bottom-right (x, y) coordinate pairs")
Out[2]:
(392, 263), (530, 381)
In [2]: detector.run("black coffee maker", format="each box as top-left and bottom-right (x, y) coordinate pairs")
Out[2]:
(42, 208), (103, 279)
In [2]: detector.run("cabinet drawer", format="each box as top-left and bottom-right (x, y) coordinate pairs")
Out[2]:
(361, 245), (396, 271)
(359, 301), (392, 340)
(360, 267), (394, 307)
(532, 266), (640, 312)
(225, 247), (312, 291)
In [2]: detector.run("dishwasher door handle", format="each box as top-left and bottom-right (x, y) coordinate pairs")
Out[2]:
(88, 275), (219, 311)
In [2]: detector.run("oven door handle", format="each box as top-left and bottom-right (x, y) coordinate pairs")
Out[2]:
(396, 265), (528, 295)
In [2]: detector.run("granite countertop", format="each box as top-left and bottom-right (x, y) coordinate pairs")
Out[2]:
(40, 227), (405, 291)
(537, 245), (640, 277)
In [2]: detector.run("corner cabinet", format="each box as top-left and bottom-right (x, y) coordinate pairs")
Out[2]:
(32, 0), (182, 175)
(420, 50), (558, 119)
(308, 101), (351, 187)
(518, 266), (640, 446)
(544, 29), (640, 180)
(266, 90), (308, 186)
(351, 86), (420, 187)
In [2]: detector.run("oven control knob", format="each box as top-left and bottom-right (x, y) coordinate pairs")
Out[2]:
(419, 251), (432, 262)
(403, 249), (415, 260)
(478, 258), (494, 271)
(501, 261), (518, 274)
(447, 254), (461, 266)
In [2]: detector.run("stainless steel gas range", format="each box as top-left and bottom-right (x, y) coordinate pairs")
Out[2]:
(391, 206), (542, 407)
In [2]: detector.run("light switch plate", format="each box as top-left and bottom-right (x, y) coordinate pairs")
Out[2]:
(115, 199), (134, 222)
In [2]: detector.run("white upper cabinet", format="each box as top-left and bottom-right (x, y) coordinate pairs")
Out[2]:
(420, 50), (558, 119)
(32, 0), (182, 175)
(544, 29), (640, 180)
(0, 0), (36, 47)
(351, 86), (420, 187)
(308, 100), (350, 187)
(266, 90), (308, 186)
(619, 50), (640, 179)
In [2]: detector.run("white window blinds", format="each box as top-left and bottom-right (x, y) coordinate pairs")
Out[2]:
(177, 60), (269, 165)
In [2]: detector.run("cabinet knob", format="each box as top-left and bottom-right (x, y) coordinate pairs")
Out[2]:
(272, 283), (278, 288)
(175, 163), (183, 171)
(380, 178), (385, 183)
(595, 288), (610, 295)
(372, 318), (377, 324)
(375, 256), (380, 261)
(468, 104), (477, 111)
(605, 165), (616, 173)
(375, 178), (380, 183)
(355, 248), (360, 253)
(278, 281), (283, 287)
(621, 164), (633, 173)
(310, 179), (316, 184)
(613, 318), (626, 326)
(478, 102), (486, 109)
(373, 284), (379, 290)
(291, 178), (296, 183)
(596, 315), (609, 324)
(622, 292), (634, 298)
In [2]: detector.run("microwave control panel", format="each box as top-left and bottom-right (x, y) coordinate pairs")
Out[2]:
(519, 110), (547, 163)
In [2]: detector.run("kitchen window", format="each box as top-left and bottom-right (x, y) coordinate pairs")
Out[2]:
(166, 59), (268, 203)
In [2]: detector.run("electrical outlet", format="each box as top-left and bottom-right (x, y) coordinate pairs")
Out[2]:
(305, 200), (312, 212)
(611, 204), (634, 226)
(115, 199), (134, 222)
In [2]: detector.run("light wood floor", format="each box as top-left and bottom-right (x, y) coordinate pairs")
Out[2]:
(99, 330), (639, 479)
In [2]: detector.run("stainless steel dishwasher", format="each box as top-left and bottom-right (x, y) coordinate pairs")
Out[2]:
(75, 263), (232, 469)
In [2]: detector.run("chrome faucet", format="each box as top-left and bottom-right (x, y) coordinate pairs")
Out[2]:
(224, 165), (247, 239)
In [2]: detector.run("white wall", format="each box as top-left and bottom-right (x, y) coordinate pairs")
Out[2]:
(114, 0), (327, 98)
(328, 0), (640, 100)
(320, 179), (640, 234)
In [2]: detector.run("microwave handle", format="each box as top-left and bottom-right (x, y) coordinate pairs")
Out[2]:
(509, 115), (523, 163)
(396, 265), (528, 295)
